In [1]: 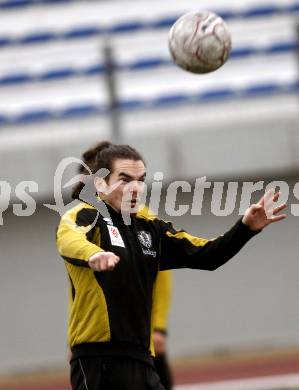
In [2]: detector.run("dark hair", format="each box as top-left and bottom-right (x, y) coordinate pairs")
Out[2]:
(72, 141), (145, 200)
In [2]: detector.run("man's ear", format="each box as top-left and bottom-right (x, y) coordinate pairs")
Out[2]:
(94, 177), (108, 197)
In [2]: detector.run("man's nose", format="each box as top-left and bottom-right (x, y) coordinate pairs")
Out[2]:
(130, 181), (139, 192)
(129, 181), (142, 193)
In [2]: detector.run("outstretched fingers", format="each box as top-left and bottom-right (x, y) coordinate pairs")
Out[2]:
(273, 203), (287, 215)
(268, 213), (287, 223)
(243, 189), (287, 230)
(257, 188), (274, 206)
(268, 202), (287, 223)
(257, 188), (281, 206)
(272, 191), (280, 202)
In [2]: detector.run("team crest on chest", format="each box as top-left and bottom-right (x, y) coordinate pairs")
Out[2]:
(137, 231), (156, 257)
(137, 231), (152, 248)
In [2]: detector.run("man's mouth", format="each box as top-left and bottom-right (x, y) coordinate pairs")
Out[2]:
(130, 199), (138, 207)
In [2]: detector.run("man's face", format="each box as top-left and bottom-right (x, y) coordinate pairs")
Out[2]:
(97, 159), (146, 214)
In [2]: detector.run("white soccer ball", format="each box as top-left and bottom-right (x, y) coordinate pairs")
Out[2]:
(168, 10), (232, 74)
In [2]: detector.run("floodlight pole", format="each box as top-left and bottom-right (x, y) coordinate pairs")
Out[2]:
(103, 38), (122, 143)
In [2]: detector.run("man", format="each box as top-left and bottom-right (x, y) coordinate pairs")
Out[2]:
(72, 142), (174, 389)
(56, 141), (286, 390)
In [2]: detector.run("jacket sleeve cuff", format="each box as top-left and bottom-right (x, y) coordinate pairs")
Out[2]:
(237, 218), (262, 238)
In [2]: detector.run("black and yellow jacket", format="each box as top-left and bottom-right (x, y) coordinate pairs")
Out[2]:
(56, 201), (258, 365)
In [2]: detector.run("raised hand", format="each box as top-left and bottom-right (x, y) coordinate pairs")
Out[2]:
(242, 189), (287, 231)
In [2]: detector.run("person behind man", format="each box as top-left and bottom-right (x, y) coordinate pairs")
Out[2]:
(152, 270), (173, 390)
(56, 141), (286, 390)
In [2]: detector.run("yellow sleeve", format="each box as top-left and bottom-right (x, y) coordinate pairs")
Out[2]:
(152, 270), (173, 333)
(56, 203), (103, 266)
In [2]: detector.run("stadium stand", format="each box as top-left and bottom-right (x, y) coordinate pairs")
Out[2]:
(0, 2), (298, 125)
